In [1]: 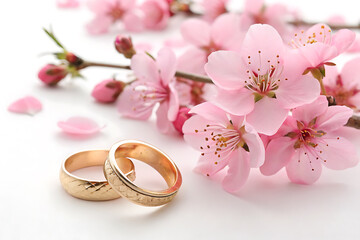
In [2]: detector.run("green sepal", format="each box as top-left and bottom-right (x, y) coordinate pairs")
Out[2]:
(285, 131), (297, 139)
(254, 92), (264, 102)
(43, 27), (66, 50)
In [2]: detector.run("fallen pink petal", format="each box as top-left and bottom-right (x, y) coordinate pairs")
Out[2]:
(8, 96), (43, 116)
(57, 116), (105, 135)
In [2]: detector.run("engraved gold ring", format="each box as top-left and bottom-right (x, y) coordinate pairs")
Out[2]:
(60, 150), (135, 201)
(103, 140), (182, 207)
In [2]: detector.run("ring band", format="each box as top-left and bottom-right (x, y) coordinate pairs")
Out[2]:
(104, 140), (182, 207)
(60, 150), (135, 201)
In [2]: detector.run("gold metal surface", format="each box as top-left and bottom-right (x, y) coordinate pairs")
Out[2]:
(60, 150), (135, 201)
(104, 140), (182, 207)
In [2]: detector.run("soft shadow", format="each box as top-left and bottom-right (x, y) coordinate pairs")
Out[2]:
(231, 171), (349, 210)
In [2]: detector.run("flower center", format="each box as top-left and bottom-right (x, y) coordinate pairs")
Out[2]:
(289, 25), (332, 48)
(286, 120), (327, 149)
(244, 53), (283, 98)
(201, 42), (221, 58)
(131, 82), (169, 112)
(195, 122), (248, 161)
(326, 77), (358, 108)
(108, 5), (124, 21)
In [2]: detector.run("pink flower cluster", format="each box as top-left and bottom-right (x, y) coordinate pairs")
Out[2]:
(115, 22), (359, 192)
(86, 0), (171, 34)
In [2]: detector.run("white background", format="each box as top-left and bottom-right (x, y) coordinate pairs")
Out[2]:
(1, 0), (360, 239)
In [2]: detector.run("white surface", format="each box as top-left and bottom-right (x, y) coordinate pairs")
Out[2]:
(1, 0), (360, 239)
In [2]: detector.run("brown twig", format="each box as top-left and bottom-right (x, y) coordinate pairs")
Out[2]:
(81, 61), (213, 83)
(288, 20), (360, 30)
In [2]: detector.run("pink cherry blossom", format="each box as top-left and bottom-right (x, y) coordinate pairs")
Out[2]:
(242, 0), (294, 36)
(176, 49), (217, 106)
(260, 96), (358, 185)
(86, 0), (140, 35)
(57, 0), (80, 8)
(117, 47), (179, 133)
(205, 24), (320, 135)
(323, 58), (360, 110)
(201, 0), (228, 22)
(289, 23), (356, 69)
(183, 102), (265, 192)
(8, 96), (42, 116)
(38, 64), (68, 86)
(181, 13), (245, 57)
(58, 116), (104, 136)
(140, 0), (170, 30)
(91, 79), (125, 103)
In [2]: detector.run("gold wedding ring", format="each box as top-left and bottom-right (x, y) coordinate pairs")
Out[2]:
(60, 150), (135, 201)
(104, 140), (182, 207)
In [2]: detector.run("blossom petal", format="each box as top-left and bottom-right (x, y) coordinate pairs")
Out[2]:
(189, 102), (230, 124)
(242, 24), (285, 75)
(332, 29), (356, 54)
(123, 10), (145, 32)
(117, 84), (154, 120)
(8, 96), (42, 116)
(292, 95), (328, 125)
(277, 74), (320, 109)
(316, 105), (353, 132)
(194, 150), (231, 177)
(213, 88), (255, 116)
(57, 0), (79, 8)
(205, 50), (248, 90)
(246, 97), (288, 135)
(177, 47), (207, 75)
(86, 15), (112, 35)
(211, 13), (244, 51)
(157, 47), (177, 85)
(58, 117), (104, 135)
(183, 115), (217, 150)
(306, 23), (332, 44)
(316, 135), (358, 170)
(242, 128), (265, 168)
(322, 65), (339, 89)
(349, 93), (360, 109)
(286, 148), (322, 185)
(340, 57), (360, 90)
(87, 0), (111, 14)
(244, 0), (264, 15)
(168, 83), (179, 121)
(260, 137), (294, 175)
(156, 101), (174, 133)
(131, 53), (159, 82)
(299, 43), (337, 68)
(180, 19), (211, 47)
(222, 148), (250, 192)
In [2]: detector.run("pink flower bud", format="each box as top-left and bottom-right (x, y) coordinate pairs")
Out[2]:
(173, 107), (192, 134)
(114, 35), (136, 59)
(91, 79), (125, 103)
(65, 52), (83, 66)
(38, 64), (67, 86)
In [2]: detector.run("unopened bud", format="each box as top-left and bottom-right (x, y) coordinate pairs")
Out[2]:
(114, 35), (136, 59)
(65, 52), (83, 66)
(38, 64), (68, 86)
(173, 107), (192, 134)
(91, 79), (125, 103)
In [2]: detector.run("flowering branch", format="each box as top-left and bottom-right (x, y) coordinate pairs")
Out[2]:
(71, 59), (360, 130)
